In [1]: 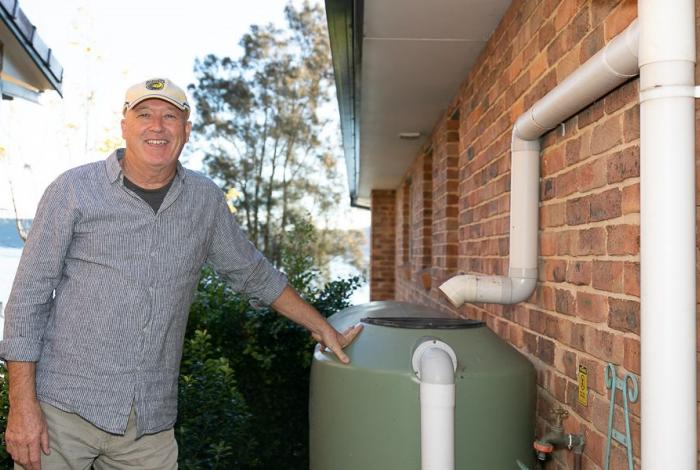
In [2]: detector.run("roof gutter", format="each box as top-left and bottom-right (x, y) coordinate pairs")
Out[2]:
(325, 0), (368, 209)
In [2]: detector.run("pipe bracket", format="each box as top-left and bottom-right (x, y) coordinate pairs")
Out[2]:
(639, 85), (700, 102)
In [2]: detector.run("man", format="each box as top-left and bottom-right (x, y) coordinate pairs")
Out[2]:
(0, 78), (362, 470)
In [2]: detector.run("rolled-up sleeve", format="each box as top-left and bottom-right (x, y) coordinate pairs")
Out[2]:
(0, 176), (78, 361)
(205, 195), (287, 307)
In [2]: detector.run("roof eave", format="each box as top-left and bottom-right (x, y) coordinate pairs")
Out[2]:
(0, 0), (64, 97)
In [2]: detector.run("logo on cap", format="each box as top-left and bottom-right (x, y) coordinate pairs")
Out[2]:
(146, 79), (166, 90)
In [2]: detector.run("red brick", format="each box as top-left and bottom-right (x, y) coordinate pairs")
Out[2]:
(540, 202), (566, 228)
(582, 424), (606, 467)
(553, 0), (579, 32)
(566, 260), (592, 285)
(537, 337), (556, 365)
(578, 99), (604, 130)
(540, 232), (558, 256)
(624, 337), (641, 374)
(557, 230), (573, 255)
(541, 177), (556, 201)
(590, 188), (622, 222)
(530, 51), (549, 82)
(576, 292), (608, 323)
(542, 286), (557, 311)
(604, 80), (638, 115)
(592, 260), (624, 293)
(542, 259), (568, 282)
(551, 372), (568, 402)
(575, 227), (606, 256)
(370, 190), (397, 300)
(607, 146), (640, 183)
(523, 330), (538, 355)
(579, 26), (605, 64)
(569, 322), (589, 351)
(590, 116), (623, 155)
(622, 183), (640, 214)
(510, 325), (525, 348)
(623, 261), (640, 297)
(542, 145), (565, 176)
(604, 0), (637, 41)
(529, 309), (547, 335)
(556, 349), (577, 379)
(607, 224), (640, 255)
(566, 196), (591, 225)
(577, 157), (608, 192)
(591, 0), (621, 25)
(555, 168), (578, 197)
(555, 288), (576, 315)
(623, 104), (640, 143)
(547, 6), (590, 67)
(556, 43), (581, 82)
(608, 298), (640, 334)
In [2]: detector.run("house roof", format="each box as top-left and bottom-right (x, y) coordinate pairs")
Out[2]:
(325, 0), (510, 207)
(0, 0), (63, 101)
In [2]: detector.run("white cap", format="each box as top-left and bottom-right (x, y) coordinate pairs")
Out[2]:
(123, 78), (190, 115)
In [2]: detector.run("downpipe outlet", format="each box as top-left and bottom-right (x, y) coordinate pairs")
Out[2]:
(412, 338), (457, 470)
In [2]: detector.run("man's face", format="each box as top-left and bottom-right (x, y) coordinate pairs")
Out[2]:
(121, 98), (192, 171)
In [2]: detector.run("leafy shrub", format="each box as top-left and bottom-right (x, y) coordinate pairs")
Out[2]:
(176, 330), (253, 469)
(0, 363), (10, 468)
(177, 220), (361, 469)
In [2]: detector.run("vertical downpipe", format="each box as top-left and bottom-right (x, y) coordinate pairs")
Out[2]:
(639, 0), (697, 468)
(413, 340), (457, 470)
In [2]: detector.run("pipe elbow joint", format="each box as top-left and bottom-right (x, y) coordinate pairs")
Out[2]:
(509, 276), (537, 303)
(419, 348), (455, 385)
(438, 274), (536, 306)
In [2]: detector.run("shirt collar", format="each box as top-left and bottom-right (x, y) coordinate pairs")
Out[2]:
(105, 148), (186, 184)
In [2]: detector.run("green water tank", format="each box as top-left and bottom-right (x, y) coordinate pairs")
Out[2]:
(309, 301), (536, 469)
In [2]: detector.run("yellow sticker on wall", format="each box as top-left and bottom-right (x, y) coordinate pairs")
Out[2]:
(577, 365), (588, 406)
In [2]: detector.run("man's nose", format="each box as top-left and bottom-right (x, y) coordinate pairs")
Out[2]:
(149, 117), (165, 131)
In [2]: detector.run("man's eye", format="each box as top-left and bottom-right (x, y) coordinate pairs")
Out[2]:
(138, 113), (150, 118)
(164, 114), (177, 120)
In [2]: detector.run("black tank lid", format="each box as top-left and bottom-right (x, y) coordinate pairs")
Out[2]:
(360, 316), (484, 329)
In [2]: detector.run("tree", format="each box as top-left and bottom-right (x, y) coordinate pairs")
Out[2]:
(189, 1), (345, 267)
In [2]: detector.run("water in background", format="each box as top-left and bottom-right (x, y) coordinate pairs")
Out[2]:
(0, 220), (28, 333)
(0, 246), (23, 306)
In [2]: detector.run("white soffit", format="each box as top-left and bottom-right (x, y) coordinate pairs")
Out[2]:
(357, 0), (510, 206)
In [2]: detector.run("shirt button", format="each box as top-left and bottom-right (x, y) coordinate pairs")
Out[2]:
(150, 251), (156, 257)
(148, 287), (154, 293)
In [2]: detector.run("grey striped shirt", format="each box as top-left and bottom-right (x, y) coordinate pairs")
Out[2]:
(0, 149), (288, 436)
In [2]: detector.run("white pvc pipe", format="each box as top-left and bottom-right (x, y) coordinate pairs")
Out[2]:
(439, 21), (639, 307)
(638, 0), (696, 467)
(413, 343), (456, 470)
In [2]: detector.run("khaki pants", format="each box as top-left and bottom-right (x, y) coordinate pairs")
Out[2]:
(15, 402), (178, 470)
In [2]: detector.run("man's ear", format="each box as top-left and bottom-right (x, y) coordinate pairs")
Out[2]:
(185, 121), (192, 142)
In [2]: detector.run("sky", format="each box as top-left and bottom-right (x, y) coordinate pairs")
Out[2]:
(0, 0), (370, 229)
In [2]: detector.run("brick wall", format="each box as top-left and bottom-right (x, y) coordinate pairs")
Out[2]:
(368, 0), (663, 467)
(369, 190), (396, 300)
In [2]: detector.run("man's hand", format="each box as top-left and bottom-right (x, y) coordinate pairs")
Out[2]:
(5, 362), (50, 470)
(312, 323), (363, 364)
(271, 286), (363, 364)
